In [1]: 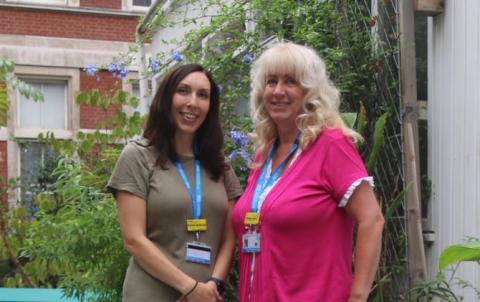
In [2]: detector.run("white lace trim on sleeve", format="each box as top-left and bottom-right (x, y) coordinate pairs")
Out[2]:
(338, 176), (375, 207)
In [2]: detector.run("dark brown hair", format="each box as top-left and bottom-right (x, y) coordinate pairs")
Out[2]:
(143, 64), (225, 180)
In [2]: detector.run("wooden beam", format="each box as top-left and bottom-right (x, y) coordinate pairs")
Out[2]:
(414, 0), (444, 16)
(399, 0), (428, 290)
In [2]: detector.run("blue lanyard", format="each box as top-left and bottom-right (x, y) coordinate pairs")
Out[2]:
(175, 159), (202, 219)
(250, 137), (299, 213)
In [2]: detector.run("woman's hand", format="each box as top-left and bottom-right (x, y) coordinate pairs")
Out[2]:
(177, 282), (221, 302)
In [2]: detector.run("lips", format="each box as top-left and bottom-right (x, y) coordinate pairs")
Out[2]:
(180, 111), (199, 121)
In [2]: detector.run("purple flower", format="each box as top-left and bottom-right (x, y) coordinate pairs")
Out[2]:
(227, 148), (252, 165)
(241, 53), (254, 64)
(107, 62), (129, 78)
(149, 58), (161, 73)
(107, 62), (121, 73)
(83, 65), (98, 76)
(171, 51), (184, 63)
(237, 149), (252, 165)
(230, 130), (249, 147)
(118, 66), (129, 78)
(228, 150), (238, 161)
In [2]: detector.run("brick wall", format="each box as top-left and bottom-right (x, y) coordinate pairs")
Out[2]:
(0, 8), (138, 42)
(80, 70), (122, 129)
(80, 0), (122, 10)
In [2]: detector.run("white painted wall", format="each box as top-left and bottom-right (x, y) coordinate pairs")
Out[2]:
(151, 0), (219, 55)
(427, 0), (480, 300)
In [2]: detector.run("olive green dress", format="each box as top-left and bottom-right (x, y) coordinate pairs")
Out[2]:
(107, 140), (243, 301)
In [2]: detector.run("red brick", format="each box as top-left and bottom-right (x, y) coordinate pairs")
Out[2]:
(80, 71), (123, 129)
(80, 0), (122, 10)
(0, 8), (138, 42)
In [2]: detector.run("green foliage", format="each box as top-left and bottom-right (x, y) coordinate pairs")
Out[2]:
(0, 58), (44, 126)
(1, 0), (394, 300)
(411, 238), (480, 301)
(366, 111), (388, 172)
(0, 89), (142, 301)
(439, 239), (480, 271)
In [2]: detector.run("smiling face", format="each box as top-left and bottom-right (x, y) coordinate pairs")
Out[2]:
(171, 71), (211, 140)
(263, 73), (306, 126)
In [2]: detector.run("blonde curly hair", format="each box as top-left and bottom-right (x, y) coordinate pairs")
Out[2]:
(249, 42), (362, 165)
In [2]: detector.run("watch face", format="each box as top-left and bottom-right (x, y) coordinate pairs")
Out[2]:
(210, 277), (225, 295)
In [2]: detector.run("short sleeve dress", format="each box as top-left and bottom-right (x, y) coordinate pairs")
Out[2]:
(107, 140), (243, 301)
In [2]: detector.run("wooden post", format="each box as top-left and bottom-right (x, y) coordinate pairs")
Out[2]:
(414, 0), (444, 16)
(399, 0), (428, 289)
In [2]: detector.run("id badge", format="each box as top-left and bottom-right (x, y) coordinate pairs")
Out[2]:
(242, 232), (261, 253)
(185, 242), (211, 264)
(186, 219), (207, 232)
(244, 212), (260, 225)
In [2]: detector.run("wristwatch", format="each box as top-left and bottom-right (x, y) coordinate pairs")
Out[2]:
(208, 277), (225, 295)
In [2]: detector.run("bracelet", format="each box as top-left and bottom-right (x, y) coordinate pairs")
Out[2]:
(184, 280), (198, 297)
(208, 277), (225, 295)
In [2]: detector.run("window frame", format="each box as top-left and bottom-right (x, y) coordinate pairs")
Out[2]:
(6, 66), (79, 205)
(4, 0), (80, 7)
(122, 0), (151, 12)
(11, 66), (79, 140)
(17, 78), (69, 131)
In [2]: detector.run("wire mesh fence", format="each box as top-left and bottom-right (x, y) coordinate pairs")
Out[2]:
(341, 0), (408, 299)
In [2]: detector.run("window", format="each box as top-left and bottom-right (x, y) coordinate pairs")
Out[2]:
(19, 141), (57, 214)
(18, 80), (67, 129)
(7, 66), (79, 204)
(132, 0), (151, 7)
(123, 0), (151, 11)
(5, 0), (79, 7)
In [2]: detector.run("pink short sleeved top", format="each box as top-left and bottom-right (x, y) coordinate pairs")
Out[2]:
(232, 128), (371, 302)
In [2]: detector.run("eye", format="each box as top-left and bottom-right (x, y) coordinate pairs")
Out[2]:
(197, 90), (210, 100)
(176, 85), (190, 95)
(285, 77), (298, 86)
(266, 78), (277, 86)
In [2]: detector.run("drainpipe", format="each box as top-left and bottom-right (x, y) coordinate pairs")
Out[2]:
(136, 0), (174, 110)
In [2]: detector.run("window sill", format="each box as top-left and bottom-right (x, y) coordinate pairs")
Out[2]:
(14, 128), (73, 140)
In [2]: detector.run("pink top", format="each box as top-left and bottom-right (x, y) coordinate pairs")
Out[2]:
(232, 128), (370, 302)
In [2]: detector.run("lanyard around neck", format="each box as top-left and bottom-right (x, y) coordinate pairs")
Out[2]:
(175, 159), (202, 219)
(250, 137), (299, 213)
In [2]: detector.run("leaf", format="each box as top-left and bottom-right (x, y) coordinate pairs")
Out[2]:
(366, 111), (388, 172)
(0, 85), (8, 126)
(341, 112), (357, 128)
(384, 184), (409, 221)
(439, 239), (480, 270)
(356, 102), (367, 134)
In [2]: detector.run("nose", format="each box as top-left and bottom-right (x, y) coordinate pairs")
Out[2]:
(186, 93), (199, 107)
(273, 82), (285, 96)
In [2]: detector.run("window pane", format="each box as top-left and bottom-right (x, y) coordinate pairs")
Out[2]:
(19, 80), (67, 129)
(133, 0), (151, 7)
(43, 82), (66, 129)
(19, 83), (42, 128)
(19, 141), (57, 215)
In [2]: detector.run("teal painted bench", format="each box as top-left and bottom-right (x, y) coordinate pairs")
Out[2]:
(0, 288), (79, 302)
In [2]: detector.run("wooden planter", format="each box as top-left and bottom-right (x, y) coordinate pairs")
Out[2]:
(414, 0), (444, 16)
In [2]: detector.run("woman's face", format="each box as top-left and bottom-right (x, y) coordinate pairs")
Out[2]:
(171, 71), (211, 138)
(263, 73), (305, 126)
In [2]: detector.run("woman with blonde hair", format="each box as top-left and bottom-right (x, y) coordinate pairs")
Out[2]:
(232, 42), (384, 301)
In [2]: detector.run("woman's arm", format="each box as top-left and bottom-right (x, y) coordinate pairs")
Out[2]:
(208, 199), (236, 286)
(116, 191), (217, 302)
(344, 182), (385, 302)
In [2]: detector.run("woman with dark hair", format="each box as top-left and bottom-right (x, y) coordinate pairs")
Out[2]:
(107, 64), (242, 301)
